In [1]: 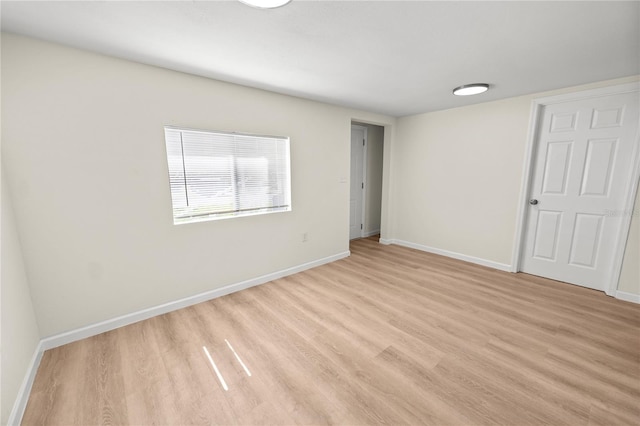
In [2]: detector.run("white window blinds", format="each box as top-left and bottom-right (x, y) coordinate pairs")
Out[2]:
(164, 127), (291, 224)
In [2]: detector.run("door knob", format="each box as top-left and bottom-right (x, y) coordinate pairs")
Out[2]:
(529, 199), (538, 205)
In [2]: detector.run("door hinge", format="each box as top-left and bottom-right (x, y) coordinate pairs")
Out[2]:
(363, 139), (365, 146)
(361, 182), (364, 189)
(361, 224), (363, 230)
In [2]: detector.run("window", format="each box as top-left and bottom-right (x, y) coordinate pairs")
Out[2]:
(164, 126), (291, 224)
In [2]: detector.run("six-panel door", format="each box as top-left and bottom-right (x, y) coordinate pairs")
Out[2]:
(522, 92), (639, 291)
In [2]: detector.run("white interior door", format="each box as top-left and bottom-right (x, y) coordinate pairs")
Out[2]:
(350, 126), (365, 240)
(521, 90), (639, 291)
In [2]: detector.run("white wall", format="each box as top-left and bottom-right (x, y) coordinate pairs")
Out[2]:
(391, 76), (640, 292)
(618, 187), (639, 295)
(1, 33), (394, 337)
(393, 97), (527, 265)
(1, 172), (41, 425)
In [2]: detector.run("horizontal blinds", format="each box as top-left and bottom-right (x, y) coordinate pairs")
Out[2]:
(165, 127), (291, 223)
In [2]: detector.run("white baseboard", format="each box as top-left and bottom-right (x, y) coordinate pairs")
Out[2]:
(40, 250), (350, 351)
(363, 229), (380, 238)
(382, 239), (639, 302)
(379, 238), (512, 272)
(615, 290), (640, 304)
(7, 341), (44, 426)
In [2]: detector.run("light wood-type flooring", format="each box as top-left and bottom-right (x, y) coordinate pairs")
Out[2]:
(22, 237), (640, 425)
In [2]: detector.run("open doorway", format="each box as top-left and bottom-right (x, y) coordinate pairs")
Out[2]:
(350, 121), (384, 240)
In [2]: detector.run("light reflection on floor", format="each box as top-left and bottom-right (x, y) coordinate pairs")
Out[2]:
(203, 339), (252, 391)
(202, 345), (228, 391)
(225, 338), (252, 377)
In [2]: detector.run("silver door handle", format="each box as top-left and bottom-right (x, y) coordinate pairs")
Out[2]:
(529, 199), (538, 205)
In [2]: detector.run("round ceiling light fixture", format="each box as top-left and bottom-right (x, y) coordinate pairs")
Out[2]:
(238, 0), (292, 9)
(453, 83), (490, 96)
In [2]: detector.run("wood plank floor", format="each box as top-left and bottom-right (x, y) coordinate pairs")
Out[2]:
(22, 236), (640, 425)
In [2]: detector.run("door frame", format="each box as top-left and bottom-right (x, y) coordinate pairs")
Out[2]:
(351, 124), (368, 239)
(511, 82), (640, 296)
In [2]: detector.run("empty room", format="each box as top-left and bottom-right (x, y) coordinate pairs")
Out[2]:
(2, 1), (639, 425)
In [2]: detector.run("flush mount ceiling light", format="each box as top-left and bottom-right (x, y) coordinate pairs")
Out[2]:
(453, 83), (490, 96)
(238, 0), (292, 9)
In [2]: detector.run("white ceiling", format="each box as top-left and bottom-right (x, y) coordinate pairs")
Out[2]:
(1, 1), (638, 117)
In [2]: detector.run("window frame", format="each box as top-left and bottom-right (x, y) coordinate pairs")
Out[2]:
(164, 125), (292, 225)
